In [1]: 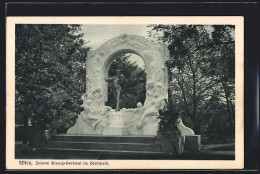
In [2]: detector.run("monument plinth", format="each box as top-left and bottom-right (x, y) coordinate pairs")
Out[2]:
(103, 110), (130, 136)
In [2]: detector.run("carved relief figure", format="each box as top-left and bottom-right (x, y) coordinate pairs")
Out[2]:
(82, 88), (111, 129)
(136, 83), (167, 129)
(136, 96), (166, 129)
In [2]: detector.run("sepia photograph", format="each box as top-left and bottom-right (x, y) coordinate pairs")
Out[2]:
(6, 17), (244, 169)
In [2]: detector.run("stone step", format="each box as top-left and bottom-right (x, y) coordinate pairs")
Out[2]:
(46, 141), (161, 152)
(42, 147), (170, 159)
(52, 135), (156, 144)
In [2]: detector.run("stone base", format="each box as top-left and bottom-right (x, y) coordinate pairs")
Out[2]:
(102, 110), (130, 136)
(67, 108), (161, 136)
(155, 135), (185, 155)
(103, 127), (130, 136)
(184, 135), (201, 152)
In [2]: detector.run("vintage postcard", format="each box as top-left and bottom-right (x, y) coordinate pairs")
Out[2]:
(6, 16), (244, 170)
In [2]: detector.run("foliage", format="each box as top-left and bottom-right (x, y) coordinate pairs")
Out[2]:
(157, 99), (179, 136)
(202, 25), (235, 131)
(148, 25), (235, 138)
(107, 54), (146, 109)
(15, 24), (89, 141)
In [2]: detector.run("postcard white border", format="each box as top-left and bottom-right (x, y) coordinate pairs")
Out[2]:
(6, 16), (244, 170)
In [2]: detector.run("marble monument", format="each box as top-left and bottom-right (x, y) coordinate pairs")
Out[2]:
(67, 34), (169, 136)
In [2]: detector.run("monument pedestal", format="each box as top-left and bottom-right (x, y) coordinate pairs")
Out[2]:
(103, 110), (130, 136)
(102, 127), (129, 136)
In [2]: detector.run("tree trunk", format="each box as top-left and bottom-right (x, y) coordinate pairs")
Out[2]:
(22, 113), (28, 144)
(222, 81), (234, 128)
(178, 75), (190, 115)
(192, 70), (199, 134)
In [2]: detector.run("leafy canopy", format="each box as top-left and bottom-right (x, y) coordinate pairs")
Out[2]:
(15, 24), (89, 131)
(148, 25), (235, 137)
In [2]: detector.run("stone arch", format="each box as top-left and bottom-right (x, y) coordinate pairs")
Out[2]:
(86, 34), (169, 107)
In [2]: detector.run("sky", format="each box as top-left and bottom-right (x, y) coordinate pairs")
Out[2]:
(80, 25), (152, 68)
(81, 25), (150, 50)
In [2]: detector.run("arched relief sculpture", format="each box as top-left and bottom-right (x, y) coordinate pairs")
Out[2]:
(67, 34), (169, 136)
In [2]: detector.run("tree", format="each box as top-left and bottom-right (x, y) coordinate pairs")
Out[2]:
(15, 24), (89, 143)
(149, 25), (213, 133)
(148, 25), (235, 137)
(203, 25), (235, 130)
